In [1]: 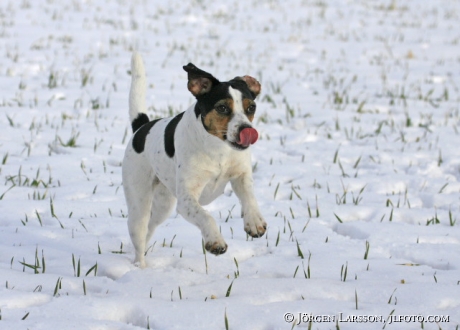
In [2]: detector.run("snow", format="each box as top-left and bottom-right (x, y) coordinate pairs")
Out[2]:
(1, 0), (460, 329)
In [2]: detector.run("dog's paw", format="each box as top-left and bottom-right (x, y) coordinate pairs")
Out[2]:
(205, 240), (228, 255)
(133, 257), (146, 269)
(244, 212), (267, 238)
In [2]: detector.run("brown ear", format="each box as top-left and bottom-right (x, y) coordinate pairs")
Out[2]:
(183, 63), (220, 97)
(187, 77), (213, 97)
(241, 75), (261, 98)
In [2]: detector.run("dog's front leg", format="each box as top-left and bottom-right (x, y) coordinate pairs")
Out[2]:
(176, 177), (228, 255)
(231, 173), (267, 238)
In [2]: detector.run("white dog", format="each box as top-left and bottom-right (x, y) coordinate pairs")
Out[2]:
(122, 53), (266, 268)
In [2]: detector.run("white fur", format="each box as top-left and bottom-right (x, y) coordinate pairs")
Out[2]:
(122, 53), (266, 268)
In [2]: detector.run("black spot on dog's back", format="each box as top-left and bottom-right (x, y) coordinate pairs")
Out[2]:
(132, 119), (161, 153)
(164, 112), (185, 158)
(131, 113), (150, 133)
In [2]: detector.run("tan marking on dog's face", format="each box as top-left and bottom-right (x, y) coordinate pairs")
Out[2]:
(242, 99), (256, 122)
(202, 98), (234, 141)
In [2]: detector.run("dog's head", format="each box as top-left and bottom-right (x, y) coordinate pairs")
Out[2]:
(183, 63), (261, 151)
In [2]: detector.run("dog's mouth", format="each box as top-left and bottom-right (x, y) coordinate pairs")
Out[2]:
(225, 127), (259, 150)
(229, 140), (248, 150)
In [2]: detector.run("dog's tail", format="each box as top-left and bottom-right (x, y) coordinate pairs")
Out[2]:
(129, 52), (149, 133)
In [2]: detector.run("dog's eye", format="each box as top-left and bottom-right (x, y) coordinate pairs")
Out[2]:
(246, 104), (256, 114)
(216, 105), (231, 115)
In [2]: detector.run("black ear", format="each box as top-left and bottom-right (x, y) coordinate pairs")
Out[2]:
(183, 63), (220, 97)
(234, 75), (261, 99)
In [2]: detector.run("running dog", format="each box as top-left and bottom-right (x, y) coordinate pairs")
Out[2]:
(122, 53), (266, 268)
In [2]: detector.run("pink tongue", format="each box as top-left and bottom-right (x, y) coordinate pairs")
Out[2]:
(239, 128), (259, 147)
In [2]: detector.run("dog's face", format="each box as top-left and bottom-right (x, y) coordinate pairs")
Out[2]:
(183, 63), (261, 150)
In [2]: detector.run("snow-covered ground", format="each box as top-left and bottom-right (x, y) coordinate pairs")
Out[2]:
(1, 0), (460, 329)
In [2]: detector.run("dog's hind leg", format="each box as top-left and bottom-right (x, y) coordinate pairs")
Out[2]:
(146, 182), (176, 245)
(123, 157), (155, 268)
